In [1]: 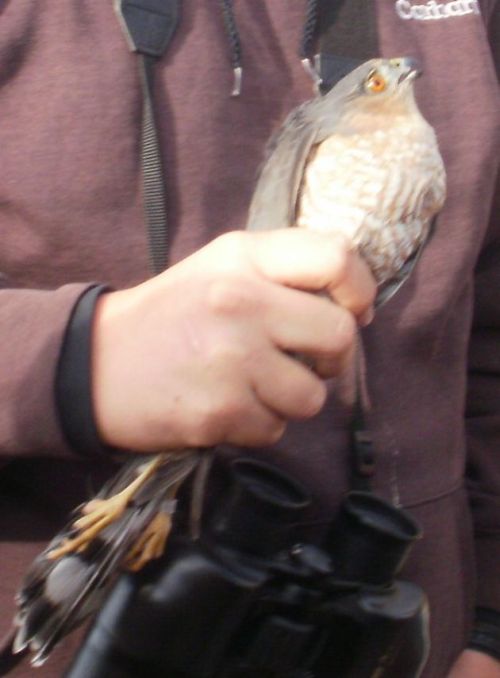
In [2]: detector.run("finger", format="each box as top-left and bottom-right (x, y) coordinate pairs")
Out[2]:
(222, 400), (287, 447)
(251, 348), (328, 420)
(184, 382), (287, 448)
(247, 229), (376, 318)
(260, 281), (357, 361)
(314, 339), (355, 379)
(326, 252), (376, 320)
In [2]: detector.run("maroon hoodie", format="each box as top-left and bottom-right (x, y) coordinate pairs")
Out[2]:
(0, 2), (498, 676)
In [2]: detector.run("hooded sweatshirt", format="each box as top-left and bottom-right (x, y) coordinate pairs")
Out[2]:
(0, 2), (499, 676)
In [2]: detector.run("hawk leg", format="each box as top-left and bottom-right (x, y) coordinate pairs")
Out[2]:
(124, 510), (173, 572)
(47, 455), (165, 560)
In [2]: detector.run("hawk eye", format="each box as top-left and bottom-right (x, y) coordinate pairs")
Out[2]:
(366, 72), (387, 94)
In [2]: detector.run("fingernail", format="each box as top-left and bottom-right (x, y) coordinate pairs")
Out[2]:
(359, 307), (375, 327)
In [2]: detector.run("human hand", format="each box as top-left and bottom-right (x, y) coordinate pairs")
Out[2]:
(447, 649), (500, 677)
(91, 229), (375, 452)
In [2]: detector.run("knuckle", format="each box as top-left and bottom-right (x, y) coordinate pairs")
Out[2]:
(367, 282), (377, 308)
(329, 309), (357, 355)
(299, 380), (327, 418)
(187, 410), (221, 447)
(250, 418), (287, 446)
(337, 311), (357, 351)
(307, 234), (351, 290)
(185, 418), (216, 448)
(358, 275), (377, 313)
(207, 277), (255, 316)
(214, 230), (249, 257)
(323, 235), (351, 281)
(189, 390), (246, 447)
(263, 419), (287, 445)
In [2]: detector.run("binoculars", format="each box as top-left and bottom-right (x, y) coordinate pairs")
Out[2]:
(66, 458), (429, 678)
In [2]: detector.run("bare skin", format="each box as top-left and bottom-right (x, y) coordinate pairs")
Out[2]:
(448, 650), (500, 677)
(61, 229), (375, 568)
(51, 231), (500, 670)
(92, 229), (376, 452)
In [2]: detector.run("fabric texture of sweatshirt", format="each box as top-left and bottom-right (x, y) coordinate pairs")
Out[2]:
(0, 1), (499, 676)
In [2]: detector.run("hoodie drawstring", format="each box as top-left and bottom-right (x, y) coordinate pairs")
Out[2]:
(218, 0), (323, 96)
(218, 0), (243, 96)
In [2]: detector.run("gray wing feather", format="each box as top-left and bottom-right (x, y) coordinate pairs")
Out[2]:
(246, 78), (350, 233)
(375, 217), (437, 308)
(246, 103), (321, 231)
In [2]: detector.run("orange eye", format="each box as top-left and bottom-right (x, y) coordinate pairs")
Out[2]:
(366, 73), (387, 93)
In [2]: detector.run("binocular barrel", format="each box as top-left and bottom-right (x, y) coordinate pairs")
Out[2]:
(66, 459), (310, 678)
(66, 458), (427, 678)
(327, 490), (421, 585)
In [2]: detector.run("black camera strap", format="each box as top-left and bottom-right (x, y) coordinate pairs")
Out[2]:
(350, 394), (375, 492)
(114, 0), (181, 275)
(349, 347), (376, 493)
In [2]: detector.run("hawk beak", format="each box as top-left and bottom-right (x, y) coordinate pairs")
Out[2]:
(396, 57), (422, 85)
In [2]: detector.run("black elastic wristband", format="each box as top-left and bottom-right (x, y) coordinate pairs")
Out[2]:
(468, 607), (500, 662)
(56, 284), (112, 457)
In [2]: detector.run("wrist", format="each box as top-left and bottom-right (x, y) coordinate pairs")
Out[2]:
(469, 608), (500, 663)
(91, 288), (134, 449)
(56, 284), (114, 457)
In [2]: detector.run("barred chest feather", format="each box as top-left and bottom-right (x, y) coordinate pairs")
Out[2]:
(296, 120), (446, 284)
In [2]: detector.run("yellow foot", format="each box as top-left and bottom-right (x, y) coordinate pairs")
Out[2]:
(47, 496), (130, 560)
(47, 455), (165, 561)
(124, 511), (173, 572)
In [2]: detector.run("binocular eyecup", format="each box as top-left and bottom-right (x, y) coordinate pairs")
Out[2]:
(66, 457), (428, 678)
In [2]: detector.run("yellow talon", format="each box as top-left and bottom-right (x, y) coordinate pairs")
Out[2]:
(47, 455), (165, 561)
(125, 512), (173, 572)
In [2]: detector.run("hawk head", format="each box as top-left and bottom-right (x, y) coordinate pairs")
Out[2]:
(322, 57), (424, 131)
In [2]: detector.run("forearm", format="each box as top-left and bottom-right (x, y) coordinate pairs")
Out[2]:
(0, 284), (97, 460)
(448, 649), (500, 677)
